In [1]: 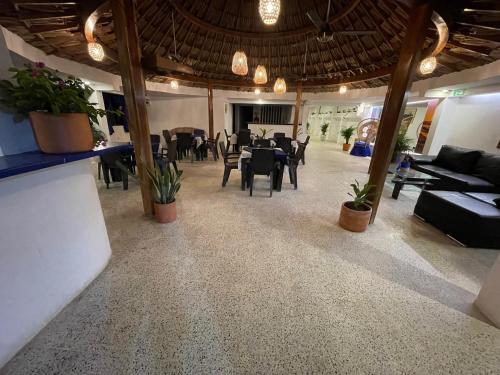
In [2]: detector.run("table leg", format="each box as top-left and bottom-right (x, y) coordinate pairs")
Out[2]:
(392, 181), (403, 199)
(241, 160), (246, 191)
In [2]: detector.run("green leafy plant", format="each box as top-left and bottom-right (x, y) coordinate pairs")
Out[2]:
(340, 126), (356, 144)
(146, 164), (182, 204)
(320, 123), (329, 136)
(393, 130), (413, 160)
(259, 128), (273, 139)
(347, 179), (374, 211)
(0, 63), (119, 144)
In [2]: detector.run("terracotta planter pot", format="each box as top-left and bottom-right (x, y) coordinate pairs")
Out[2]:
(29, 112), (94, 154)
(339, 201), (372, 232)
(342, 143), (351, 152)
(154, 201), (177, 223)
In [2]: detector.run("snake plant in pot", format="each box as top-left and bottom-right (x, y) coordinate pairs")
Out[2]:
(339, 180), (374, 232)
(0, 63), (114, 154)
(147, 164), (182, 223)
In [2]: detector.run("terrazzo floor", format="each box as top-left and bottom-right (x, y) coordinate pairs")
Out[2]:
(2, 141), (500, 374)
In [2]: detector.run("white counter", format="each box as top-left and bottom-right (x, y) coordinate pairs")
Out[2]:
(0, 160), (111, 366)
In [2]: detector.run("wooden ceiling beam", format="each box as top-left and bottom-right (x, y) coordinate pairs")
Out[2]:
(19, 11), (77, 21)
(28, 21), (78, 33)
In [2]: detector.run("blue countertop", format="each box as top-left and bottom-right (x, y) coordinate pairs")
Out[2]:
(0, 142), (134, 180)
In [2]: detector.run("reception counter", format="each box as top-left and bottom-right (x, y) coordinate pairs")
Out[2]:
(0, 142), (132, 367)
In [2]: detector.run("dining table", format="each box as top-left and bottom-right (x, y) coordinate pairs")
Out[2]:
(239, 146), (288, 191)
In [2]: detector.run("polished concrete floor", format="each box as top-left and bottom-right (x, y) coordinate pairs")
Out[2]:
(2, 141), (500, 374)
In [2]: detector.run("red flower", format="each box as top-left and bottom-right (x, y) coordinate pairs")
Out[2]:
(35, 62), (45, 68)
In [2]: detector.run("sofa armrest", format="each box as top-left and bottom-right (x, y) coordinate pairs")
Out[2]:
(410, 154), (437, 165)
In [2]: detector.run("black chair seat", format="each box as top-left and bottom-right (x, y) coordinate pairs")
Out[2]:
(227, 162), (238, 168)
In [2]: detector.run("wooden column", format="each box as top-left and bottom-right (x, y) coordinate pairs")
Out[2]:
(367, 0), (433, 223)
(292, 81), (303, 139)
(111, 0), (154, 215)
(207, 82), (214, 139)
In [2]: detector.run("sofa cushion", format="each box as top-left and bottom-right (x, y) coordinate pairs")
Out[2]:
(494, 198), (500, 208)
(434, 145), (483, 174)
(415, 164), (494, 188)
(465, 192), (500, 207)
(472, 153), (500, 186)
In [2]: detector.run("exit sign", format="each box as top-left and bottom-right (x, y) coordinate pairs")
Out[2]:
(452, 89), (465, 97)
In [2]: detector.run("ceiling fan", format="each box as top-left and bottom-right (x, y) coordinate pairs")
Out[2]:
(306, 0), (376, 42)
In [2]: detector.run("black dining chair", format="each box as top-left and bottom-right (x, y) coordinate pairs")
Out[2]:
(299, 135), (310, 165)
(100, 152), (130, 190)
(205, 132), (220, 160)
(162, 129), (172, 144)
(249, 148), (278, 197)
(176, 132), (193, 161)
(219, 141), (240, 187)
(253, 139), (271, 148)
(275, 136), (294, 156)
(287, 143), (306, 190)
(273, 132), (285, 139)
(160, 140), (179, 174)
(237, 129), (251, 149)
(193, 128), (205, 137)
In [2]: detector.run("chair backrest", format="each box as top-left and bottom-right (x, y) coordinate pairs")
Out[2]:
(224, 129), (230, 139)
(176, 132), (192, 148)
(238, 129), (251, 146)
(214, 132), (220, 144)
(251, 148), (275, 174)
(193, 128), (205, 136)
(171, 127), (194, 136)
(292, 143), (306, 163)
(302, 135), (310, 145)
(254, 139), (271, 148)
(150, 134), (161, 153)
(275, 137), (293, 155)
(167, 140), (177, 161)
(219, 141), (228, 161)
(163, 130), (172, 144)
(274, 132), (285, 139)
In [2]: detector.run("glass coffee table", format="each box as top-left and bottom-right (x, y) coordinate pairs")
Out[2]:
(390, 168), (440, 199)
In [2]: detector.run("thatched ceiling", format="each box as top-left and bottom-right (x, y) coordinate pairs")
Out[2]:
(0, 0), (499, 92)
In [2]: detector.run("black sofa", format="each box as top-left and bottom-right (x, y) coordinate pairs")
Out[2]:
(411, 145), (500, 193)
(414, 191), (500, 249)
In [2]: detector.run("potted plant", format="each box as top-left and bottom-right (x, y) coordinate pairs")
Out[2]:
(340, 126), (356, 152)
(0, 63), (112, 154)
(147, 163), (182, 224)
(392, 130), (413, 164)
(259, 127), (273, 139)
(320, 123), (329, 141)
(339, 180), (374, 232)
(398, 153), (411, 173)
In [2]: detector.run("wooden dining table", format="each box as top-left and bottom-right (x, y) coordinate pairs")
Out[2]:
(239, 146), (288, 191)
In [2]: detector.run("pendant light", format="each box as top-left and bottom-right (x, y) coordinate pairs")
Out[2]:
(259, 0), (280, 25)
(232, 50), (248, 76)
(339, 85), (347, 94)
(274, 78), (286, 94)
(253, 65), (268, 84)
(419, 56), (437, 75)
(88, 42), (104, 61)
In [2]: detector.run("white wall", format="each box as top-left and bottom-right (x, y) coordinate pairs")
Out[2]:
(424, 94), (500, 154)
(0, 161), (112, 367)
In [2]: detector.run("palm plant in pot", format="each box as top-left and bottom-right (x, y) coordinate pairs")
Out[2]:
(147, 164), (182, 224)
(0, 63), (112, 154)
(340, 126), (356, 152)
(320, 123), (329, 141)
(339, 180), (374, 232)
(392, 130), (413, 164)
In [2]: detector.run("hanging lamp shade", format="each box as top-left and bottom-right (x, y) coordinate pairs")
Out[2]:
(232, 51), (248, 76)
(87, 42), (104, 61)
(420, 56), (437, 75)
(273, 77), (286, 94)
(253, 65), (268, 84)
(259, 0), (280, 25)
